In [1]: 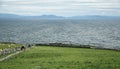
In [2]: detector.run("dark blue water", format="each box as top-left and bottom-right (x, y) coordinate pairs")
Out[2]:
(0, 19), (120, 48)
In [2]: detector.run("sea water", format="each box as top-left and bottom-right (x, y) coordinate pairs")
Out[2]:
(0, 19), (120, 48)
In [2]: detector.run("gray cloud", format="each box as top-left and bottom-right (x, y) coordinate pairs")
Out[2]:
(0, 0), (120, 16)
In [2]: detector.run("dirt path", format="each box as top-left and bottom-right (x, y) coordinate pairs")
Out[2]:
(0, 46), (34, 62)
(0, 51), (23, 62)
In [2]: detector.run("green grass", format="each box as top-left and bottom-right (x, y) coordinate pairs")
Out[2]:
(0, 43), (21, 49)
(0, 46), (120, 69)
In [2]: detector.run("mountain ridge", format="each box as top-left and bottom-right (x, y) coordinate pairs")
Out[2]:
(0, 13), (120, 19)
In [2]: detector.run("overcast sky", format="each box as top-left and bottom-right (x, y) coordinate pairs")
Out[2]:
(0, 0), (120, 16)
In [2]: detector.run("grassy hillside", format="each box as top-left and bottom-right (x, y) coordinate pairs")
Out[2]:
(0, 46), (120, 69)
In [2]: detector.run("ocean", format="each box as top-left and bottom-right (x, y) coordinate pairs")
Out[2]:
(0, 19), (120, 48)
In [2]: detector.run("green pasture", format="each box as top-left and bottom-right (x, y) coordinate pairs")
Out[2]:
(0, 46), (120, 69)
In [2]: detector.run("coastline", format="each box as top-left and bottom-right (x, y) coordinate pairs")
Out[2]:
(0, 42), (120, 51)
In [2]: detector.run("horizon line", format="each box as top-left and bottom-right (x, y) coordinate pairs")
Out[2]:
(0, 13), (120, 17)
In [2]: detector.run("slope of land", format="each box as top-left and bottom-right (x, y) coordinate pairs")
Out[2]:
(0, 46), (120, 69)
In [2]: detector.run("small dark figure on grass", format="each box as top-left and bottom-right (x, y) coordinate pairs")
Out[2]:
(28, 44), (31, 48)
(21, 46), (26, 51)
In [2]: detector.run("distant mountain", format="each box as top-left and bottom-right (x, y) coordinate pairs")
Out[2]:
(0, 13), (120, 19)
(0, 14), (20, 18)
(34, 15), (64, 19)
(68, 15), (120, 19)
(0, 14), (64, 19)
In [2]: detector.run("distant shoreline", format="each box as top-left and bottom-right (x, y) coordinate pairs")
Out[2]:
(1, 42), (119, 52)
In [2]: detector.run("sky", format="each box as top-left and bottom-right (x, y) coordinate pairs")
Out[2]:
(0, 0), (120, 16)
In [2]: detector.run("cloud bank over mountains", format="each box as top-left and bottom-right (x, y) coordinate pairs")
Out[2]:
(0, 0), (120, 16)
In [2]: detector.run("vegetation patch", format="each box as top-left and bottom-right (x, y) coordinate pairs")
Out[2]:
(0, 43), (20, 49)
(0, 46), (120, 69)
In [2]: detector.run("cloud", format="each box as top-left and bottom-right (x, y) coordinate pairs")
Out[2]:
(0, 0), (120, 16)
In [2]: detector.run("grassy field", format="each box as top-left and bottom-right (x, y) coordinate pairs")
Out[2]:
(0, 46), (120, 69)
